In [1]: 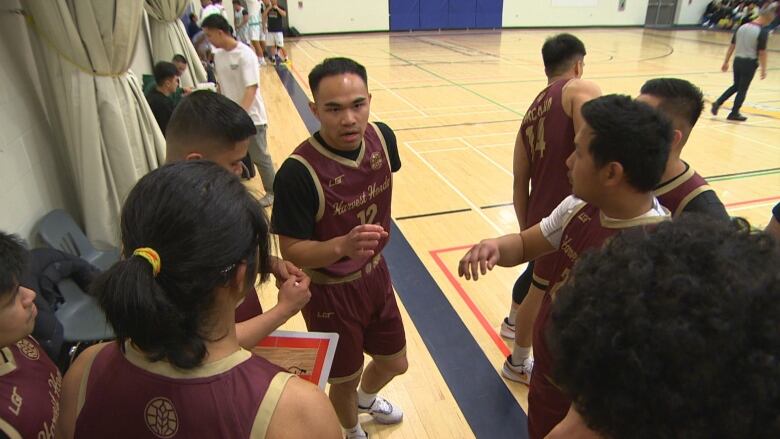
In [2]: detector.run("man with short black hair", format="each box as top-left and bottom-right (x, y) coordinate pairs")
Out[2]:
(500, 33), (602, 386)
(145, 61), (179, 134)
(638, 78), (729, 220)
(712, 3), (775, 121)
(263, 0), (287, 65)
(0, 232), (62, 439)
(459, 95), (673, 439)
(273, 57), (406, 439)
(201, 14), (276, 207)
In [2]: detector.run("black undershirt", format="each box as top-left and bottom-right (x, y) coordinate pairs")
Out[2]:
(271, 122), (400, 240)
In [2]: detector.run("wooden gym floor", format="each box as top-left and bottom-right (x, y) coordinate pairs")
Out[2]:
(253, 27), (780, 439)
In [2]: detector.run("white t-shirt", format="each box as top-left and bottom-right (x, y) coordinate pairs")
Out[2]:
(199, 4), (226, 25)
(213, 42), (268, 126)
(540, 195), (669, 248)
(246, 0), (262, 25)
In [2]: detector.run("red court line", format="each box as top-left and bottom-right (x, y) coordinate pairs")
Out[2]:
(725, 195), (780, 208)
(430, 247), (511, 358)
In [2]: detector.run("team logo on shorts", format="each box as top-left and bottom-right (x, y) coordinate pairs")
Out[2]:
(370, 152), (383, 170)
(16, 339), (39, 360)
(145, 397), (179, 438)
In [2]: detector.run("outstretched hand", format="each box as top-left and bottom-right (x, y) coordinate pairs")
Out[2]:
(457, 239), (500, 281)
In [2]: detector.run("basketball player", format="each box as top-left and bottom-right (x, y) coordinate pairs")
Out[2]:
(459, 95), (672, 439)
(166, 91), (310, 347)
(263, 0), (287, 65)
(501, 33), (602, 385)
(637, 78), (729, 219)
(546, 216), (780, 439)
(246, 0), (267, 65)
(55, 161), (342, 439)
(0, 232), (61, 439)
(272, 58), (406, 439)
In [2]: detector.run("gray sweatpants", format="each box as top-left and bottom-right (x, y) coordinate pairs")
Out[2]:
(248, 124), (276, 194)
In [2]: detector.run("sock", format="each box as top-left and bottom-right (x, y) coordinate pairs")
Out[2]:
(507, 305), (518, 324)
(344, 422), (365, 437)
(512, 345), (531, 365)
(357, 388), (377, 408)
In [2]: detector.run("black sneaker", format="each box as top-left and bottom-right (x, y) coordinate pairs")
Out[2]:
(727, 113), (747, 121)
(711, 102), (720, 116)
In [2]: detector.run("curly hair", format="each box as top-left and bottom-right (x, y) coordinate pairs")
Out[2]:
(549, 215), (780, 439)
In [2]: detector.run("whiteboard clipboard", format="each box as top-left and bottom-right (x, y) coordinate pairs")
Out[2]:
(251, 330), (339, 390)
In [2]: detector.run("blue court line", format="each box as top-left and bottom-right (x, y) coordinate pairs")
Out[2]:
(274, 64), (528, 439)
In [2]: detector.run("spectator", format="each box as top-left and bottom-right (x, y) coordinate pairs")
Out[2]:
(186, 12), (201, 40)
(145, 61), (180, 135)
(233, 0), (250, 45)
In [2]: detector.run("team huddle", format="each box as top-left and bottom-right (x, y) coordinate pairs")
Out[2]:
(1, 29), (779, 439)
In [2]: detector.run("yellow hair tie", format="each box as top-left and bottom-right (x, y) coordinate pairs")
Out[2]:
(133, 247), (161, 277)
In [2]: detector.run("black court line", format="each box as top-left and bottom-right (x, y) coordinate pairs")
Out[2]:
(275, 64), (529, 439)
(481, 202), (515, 210)
(395, 208), (472, 221)
(705, 167), (780, 180)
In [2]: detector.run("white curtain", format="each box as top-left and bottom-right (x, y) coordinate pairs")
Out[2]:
(144, 0), (207, 88)
(22, 0), (166, 248)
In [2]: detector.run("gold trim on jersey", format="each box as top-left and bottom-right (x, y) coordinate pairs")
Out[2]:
(0, 347), (17, 377)
(124, 341), (252, 379)
(77, 342), (110, 416)
(308, 134), (366, 169)
(0, 417), (22, 439)
(250, 372), (293, 438)
(673, 185), (714, 218)
(654, 162), (695, 196)
(289, 154), (325, 222)
(599, 204), (671, 229)
(303, 253), (382, 285)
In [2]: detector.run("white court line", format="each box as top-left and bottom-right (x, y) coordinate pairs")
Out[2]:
(380, 108), (514, 121)
(418, 146), (471, 154)
(406, 131), (518, 145)
(371, 76), (428, 117)
(460, 138), (513, 178)
(728, 201), (779, 213)
(476, 142), (515, 149)
(403, 141), (504, 234)
(710, 126), (780, 151)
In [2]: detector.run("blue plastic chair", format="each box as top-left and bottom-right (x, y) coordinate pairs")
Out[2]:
(36, 209), (119, 271)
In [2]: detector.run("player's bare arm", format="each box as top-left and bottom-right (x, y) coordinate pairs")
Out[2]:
(758, 49), (767, 79)
(722, 43), (736, 71)
(266, 376), (342, 439)
(56, 343), (108, 439)
(512, 129), (531, 230)
(278, 224), (389, 269)
(241, 84), (258, 112)
(457, 224), (556, 281)
(235, 275), (311, 348)
(275, 5), (287, 16)
(563, 79), (602, 134)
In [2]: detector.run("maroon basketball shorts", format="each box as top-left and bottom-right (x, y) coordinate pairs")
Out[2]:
(302, 258), (406, 383)
(527, 368), (571, 439)
(235, 285), (263, 323)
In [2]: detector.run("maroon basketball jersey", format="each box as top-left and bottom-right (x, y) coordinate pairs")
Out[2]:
(521, 79), (575, 227)
(654, 165), (714, 218)
(0, 337), (61, 439)
(528, 203), (668, 439)
(290, 123), (392, 277)
(74, 342), (290, 438)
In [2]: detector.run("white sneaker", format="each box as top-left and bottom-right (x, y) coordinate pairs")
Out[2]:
(500, 317), (515, 339)
(345, 430), (368, 439)
(259, 193), (274, 207)
(358, 395), (403, 424)
(502, 355), (533, 384)
(258, 56), (266, 66)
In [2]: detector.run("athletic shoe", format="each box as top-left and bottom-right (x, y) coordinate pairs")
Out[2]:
(711, 102), (720, 116)
(727, 113), (747, 121)
(259, 193), (274, 207)
(358, 395), (403, 424)
(502, 355), (533, 384)
(258, 56), (266, 66)
(345, 431), (368, 439)
(500, 317), (516, 339)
